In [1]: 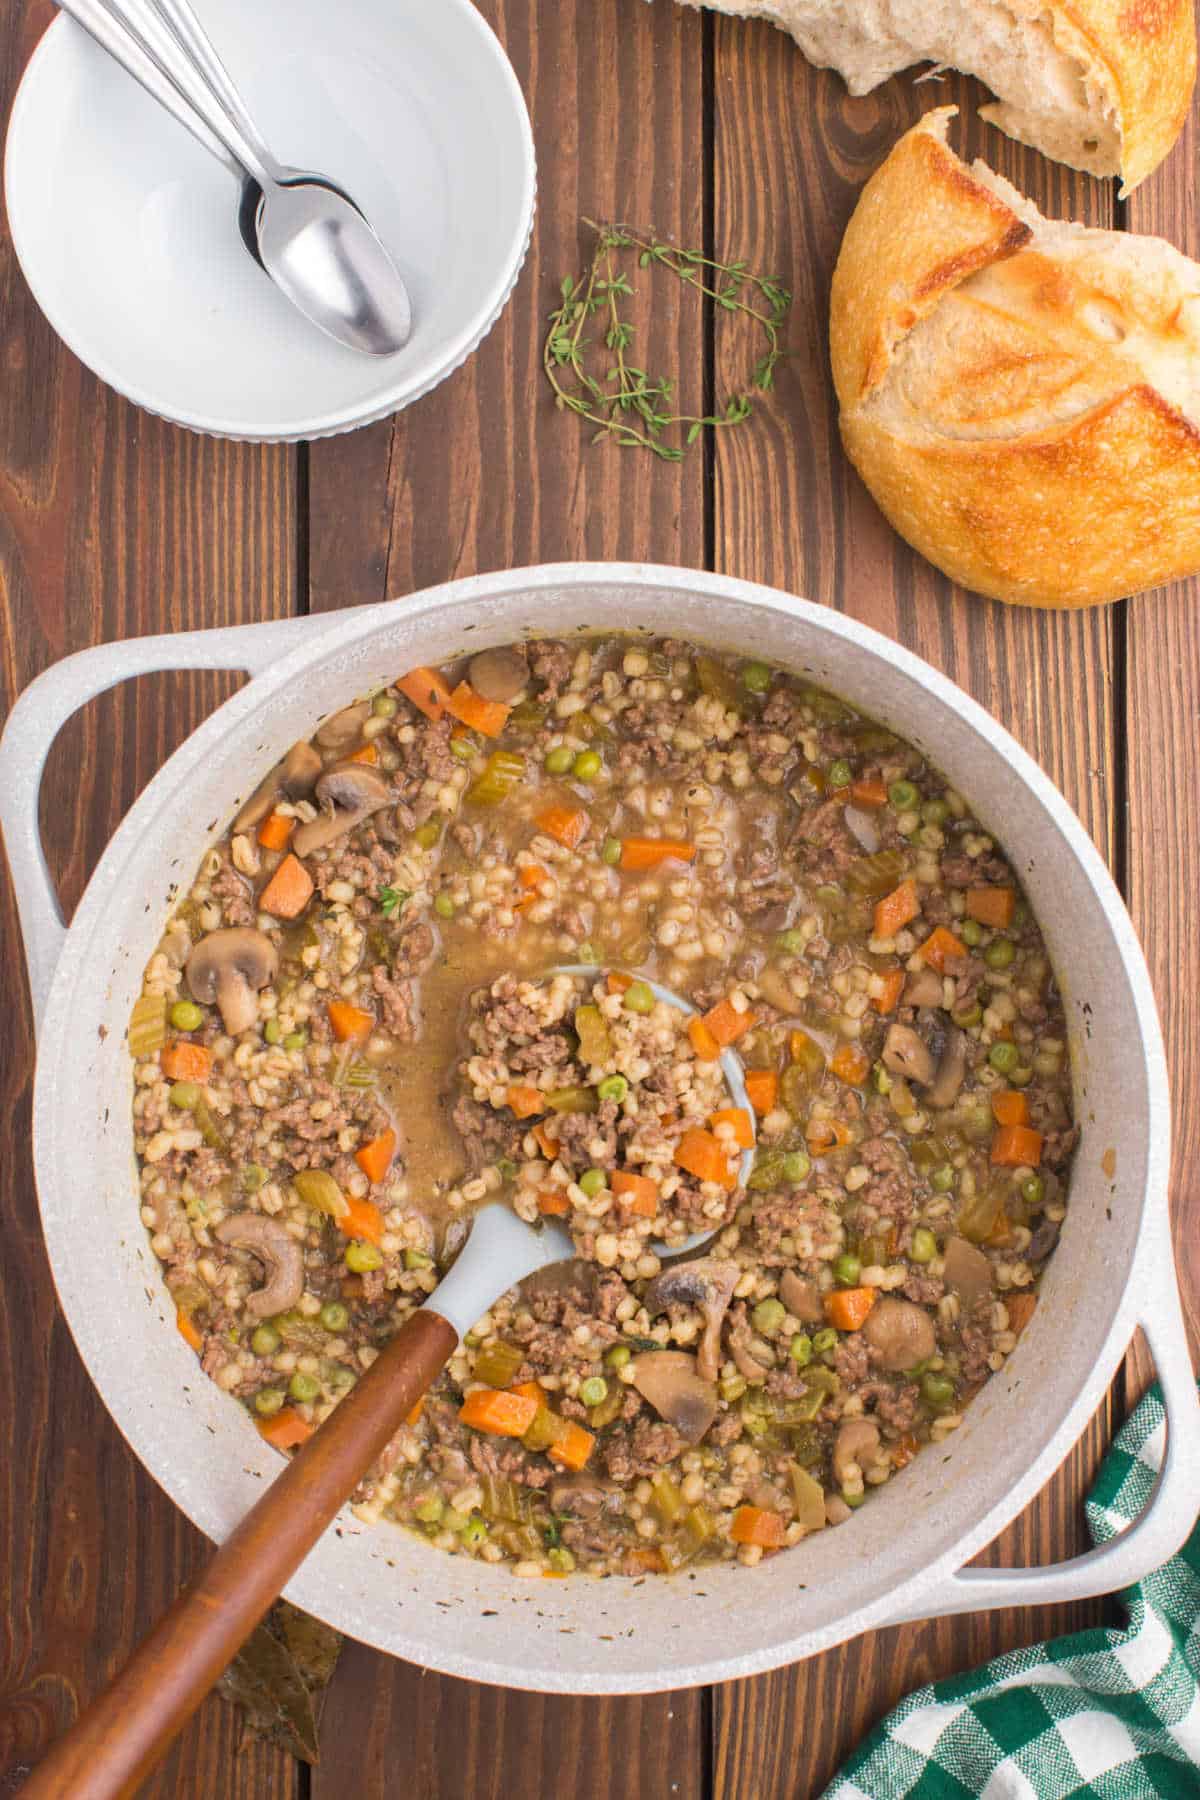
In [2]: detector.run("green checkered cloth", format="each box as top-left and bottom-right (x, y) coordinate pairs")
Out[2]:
(825, 1384), (1200, 1799)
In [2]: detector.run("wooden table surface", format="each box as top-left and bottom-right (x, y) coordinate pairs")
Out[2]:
(1, 2), (1197, 1795)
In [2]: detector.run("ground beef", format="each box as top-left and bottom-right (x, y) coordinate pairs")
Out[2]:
(901, 1271), (946, 1306)
(467, 1434), (553, 1489)
(749, 1191), (840, 1266)
(371, 927), (435, 1039)
(708, 1408), (744, 1446)
(269, 1079), (387, 1171)
(787, 796), (859, 879)
(601, 1418), (683, 1482)
(527, 639), (573, 696)
(314, 833), (395, 898)
(451, 1091), (521, 1170)
(551, 1100), (619, 1169)
(959, 1324), (993, 1386)
(210, 861), (255, 927)
(856, 1135), (920, 1223)
(863, 1380), (921, 1436)
(833, 1332), (871, 1385)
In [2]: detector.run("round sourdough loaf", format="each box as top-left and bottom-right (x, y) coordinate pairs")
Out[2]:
(830, 108), (1200, 609)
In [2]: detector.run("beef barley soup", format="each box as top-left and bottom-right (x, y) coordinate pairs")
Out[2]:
(130, 635), (1075, 1576)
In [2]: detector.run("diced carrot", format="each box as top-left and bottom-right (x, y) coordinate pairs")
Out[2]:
(806, 1118), (853, 1153)
(406, 1396), (425, 1427)
(966, 886), (1016, 929)
(532, 1123), (558, 1162)
(257, 811), (295, 851)
(611, 1170), (659, 1217)
(991, 1124), (1043, 1168)
(537, 1191), (571, 1217)
(1005, 1292), (1038, 1336)
(397, 666), (454, 722)
(258, 1407), (314, 1450)
(627, 1547), (667, 1574)
(345, 742), (378, 766)
(991, 1090), (1029, 1128)
(892, 1432), (919, 1470)
(446, 681), (511, 738)
(542, 1570), (569, 1579)
(709, 1107), (754, 1150)
(824, 1286), (878, 1331)
(547, 1421), (596, 1471)
(873, 878), (920, 940)
(259, 853), (314, 920)
(519, 864), (548, 889)
(328, 1000), (374, 1042)
(339, 1195), (384, 1245)
(744, 1070), (778, 1117)
(985, 1206), (1014, 1248)
(849, 778), (888, 809)
(511, 1381), (546, 1406)
(674, 1128), (736, 1191)
(688, 1016), (721, 1062)
(459, 1388), (539, 1438)
(161, 1042), (212, 1082)
(830, 1044), (870, 1087)
(919, 926), (967, 973)
(702, 997), (756, 1047)
(730, 1505), (786, 1549)
(536, 806), (590, 850)
(607, 971), (634, 994)
(355, 1130), (397, 1185)
(176, 1309), (203, 1353)
(618, 836), (697, 871)
(508, 1085), (546, 1120)
(872, 969), (906, 1015)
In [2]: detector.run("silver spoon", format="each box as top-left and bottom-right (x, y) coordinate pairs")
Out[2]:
(56, 0), (413, 356)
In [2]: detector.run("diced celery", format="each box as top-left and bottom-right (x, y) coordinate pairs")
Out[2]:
(293, 1167), (347, 1222)
(650, 1472), (685, 1524)
(574, 1004), (612, 1066)
(545, 1086), (598, 1115)
(467, 750), (526, 807)
(128, 993), (167, 1060)
(474, 1341), (525, 1388)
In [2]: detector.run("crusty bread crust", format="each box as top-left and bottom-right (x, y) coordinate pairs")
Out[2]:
(832, 110), (1200, 608)
(1065, 0), (1196, 191)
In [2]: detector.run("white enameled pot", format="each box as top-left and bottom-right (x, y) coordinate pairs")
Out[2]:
(1, 564), (1195, 1693)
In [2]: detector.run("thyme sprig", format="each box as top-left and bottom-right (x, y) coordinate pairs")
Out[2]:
(544, 220), (791, 461)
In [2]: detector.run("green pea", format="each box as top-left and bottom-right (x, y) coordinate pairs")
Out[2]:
(812, 1327), (838, 1353)
(985, 937), (1015, 970)
(434, 892), (456, 919)
(959, 918), (983, 947)
(289, 1372), (320, 1404)
(921, 1372), (956, 1410)
(827, 759), (853, 789)
(169, 1081), (202, 1110)
(1010, 1064), (1034, 1088)
(404, 1248), (432, 1270)
(579, 1168), (606, 1198)
(888, 780), (920, 812)
(283, 1031), (307, 1052)
(605, 1343), (632, 1369)
(623, 982), (654, 1014)
(460, 1514), (489, 1550)
(320, 1301), (350, 1333)
(169, 1000), (204, 1032)
(602, 836), (622, 866)
(328, 1366), (356, 1393)
(441, 1507), (468, 1535)
(921, 799), (950, 826)
(1021, 1174), (1045, 1207)
(842, 1489), (867, 1509)
(752, 1298), (786, 1335)
(781, 1150), (811, 1184)
(930, 1164), (955, 1194)
(833, 1252), (862, 1286)
(264, 1018), (282, 1045)
(597, 1075), (628, 1103)
(790, 1333), (813, 1366)
(545, 745), (574, 775)
(776, 928), (805, 954)
(254, 1387), (285, 1417)
(251, 1323), (281, 1356)
(372, 693), (398, 718)
(242, 1163), (268, 1194)
(345, 1240), (383, 1273)
(742, 661), (771, 693)
(577, 941), (598, 964)
(546, 1546), (576, 1573)
(579, 1376), (608, 1407)
(952, 1001), (983, 1029)
(573, 750), (602, 782)
(414, 1494), (444, 1525)
(414, 819), (443, 850)
(910, 1227), (938, 1264)
(989, 1041), (1020, 1076)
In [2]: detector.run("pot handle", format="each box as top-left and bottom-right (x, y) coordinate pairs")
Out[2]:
(886, 1267), (1199, 1624)
(0, 614), (334, 1027)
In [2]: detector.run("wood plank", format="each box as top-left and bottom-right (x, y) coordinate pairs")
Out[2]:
(0, 11), (299, 1795)
(309, 2), (709, 1792)
(708, 21), (1121, 1794)
(1124, 101), (1200, 1384)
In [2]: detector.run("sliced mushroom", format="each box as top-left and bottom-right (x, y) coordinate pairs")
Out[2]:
(728, 1313), (771, 1384)
(549, 1476), (616, 1519)
(630, 1351), (718, 1444)
(186, 928), (279, 1036)
(315, 701), (372, 754)
(643, 1258), (739, 1383)
(843, 804), (880, 855)
(881, 1023), (936, 1086)
(779, 1269), (824, 1324)
(215, 1213), (304, 1320)
(925, 1024), (968, 1109)
(292, 764), (392, 857)
(832, 1418), (881, 1487)
(943, 1235), (993, 1310)
(903, 967), (945, 1009)
(467, 647), (529, 704)
(232, 741), (324, 834)
(862, 1297), (937, 1371)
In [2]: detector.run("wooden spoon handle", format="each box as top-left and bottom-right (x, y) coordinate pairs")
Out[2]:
(23, 1307), (458, 1800)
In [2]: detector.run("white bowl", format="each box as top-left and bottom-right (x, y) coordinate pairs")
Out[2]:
(3, 0), (536, 441)
(1, 565), (1196, 1691)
